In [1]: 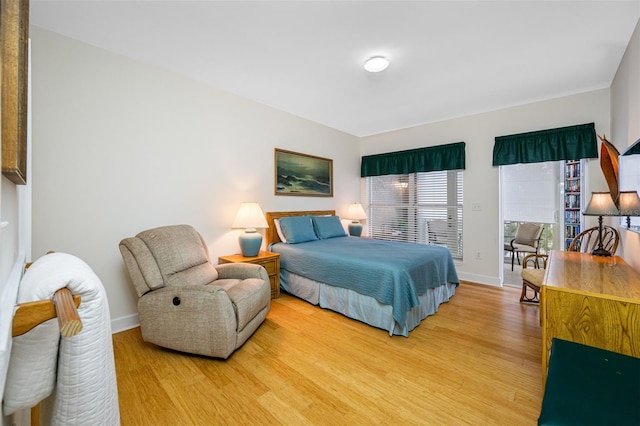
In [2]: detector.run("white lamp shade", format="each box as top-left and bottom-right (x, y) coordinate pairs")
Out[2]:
(583, 192), (620, 216)
(617, 191), (640, 216)
(232, 202), (268, 229)
(346, 203), (367, 221)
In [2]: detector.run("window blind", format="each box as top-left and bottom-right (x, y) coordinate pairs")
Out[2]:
(366, 170), (463, 260)
(501, 161), (560, 223)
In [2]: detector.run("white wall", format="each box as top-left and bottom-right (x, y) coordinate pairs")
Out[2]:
(611, 18), (640, 270)
(30, 27), (360, 330)
(360, 90), (611, 285)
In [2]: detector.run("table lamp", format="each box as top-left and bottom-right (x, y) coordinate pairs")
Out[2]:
(346, 203), (367, 237)
(232, 202), (268, 257)
(582, 192), (620, 256)
(617, 191), (640, 228)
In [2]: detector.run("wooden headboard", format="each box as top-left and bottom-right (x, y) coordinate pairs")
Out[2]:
(265, 210), (335, 246)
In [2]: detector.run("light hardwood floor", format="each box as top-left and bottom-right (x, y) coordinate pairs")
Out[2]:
(113, 282), (542, 425)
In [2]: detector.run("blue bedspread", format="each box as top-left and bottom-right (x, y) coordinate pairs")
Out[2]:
(270, 237), (459, 326)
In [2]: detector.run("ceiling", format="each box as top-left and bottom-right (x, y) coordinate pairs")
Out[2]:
(30, 1), (640, 137)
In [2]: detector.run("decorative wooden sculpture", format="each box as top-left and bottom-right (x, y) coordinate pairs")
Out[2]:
(598, 134), (620, 205)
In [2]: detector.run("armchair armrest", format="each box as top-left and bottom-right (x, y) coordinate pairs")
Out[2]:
(215, 263), (269, 282)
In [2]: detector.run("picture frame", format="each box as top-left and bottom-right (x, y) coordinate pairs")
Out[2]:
(275, 148), (333, 197)
(1, 0), (29, 185)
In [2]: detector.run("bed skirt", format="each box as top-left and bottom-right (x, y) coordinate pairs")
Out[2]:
(280, 269), (456, 337)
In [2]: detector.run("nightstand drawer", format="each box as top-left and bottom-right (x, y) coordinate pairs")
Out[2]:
(268, 276), (278, 299)
(260, 260), (277, 275)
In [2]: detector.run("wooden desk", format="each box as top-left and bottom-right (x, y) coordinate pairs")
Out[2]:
(540, 250), (640, 383)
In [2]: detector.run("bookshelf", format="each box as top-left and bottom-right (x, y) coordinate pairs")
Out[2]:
(564, 160), (583, 249)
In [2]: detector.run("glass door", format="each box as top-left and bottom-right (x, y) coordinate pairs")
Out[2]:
(500, 161), (561, 286)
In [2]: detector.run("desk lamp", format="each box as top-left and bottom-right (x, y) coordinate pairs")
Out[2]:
(582, 192), (620, 256)
(617, 191), (640, 228)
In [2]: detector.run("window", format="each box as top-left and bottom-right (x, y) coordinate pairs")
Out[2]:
(365, 170), (463, 259)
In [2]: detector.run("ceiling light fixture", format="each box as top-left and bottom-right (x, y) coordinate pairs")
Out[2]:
(364, 56), (389, 73)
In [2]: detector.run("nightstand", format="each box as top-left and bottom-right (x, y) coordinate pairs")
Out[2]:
(217, 250), (280, 299)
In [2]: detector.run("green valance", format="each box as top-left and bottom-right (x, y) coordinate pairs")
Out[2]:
(361, 142), (465, 177)
(492, 122), (598, 166)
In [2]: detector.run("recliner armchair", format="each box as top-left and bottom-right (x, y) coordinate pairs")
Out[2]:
(119, 224), (271, 359)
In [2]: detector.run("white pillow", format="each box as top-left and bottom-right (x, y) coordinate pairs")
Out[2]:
(274, 219), (287, 243)
(340, 218), (351, 234)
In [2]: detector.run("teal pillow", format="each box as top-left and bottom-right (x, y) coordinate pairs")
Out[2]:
(312, 216), (347, 239)
(278, 216), (318, 244)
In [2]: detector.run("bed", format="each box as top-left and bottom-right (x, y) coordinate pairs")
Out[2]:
(266, 210), (459, 336)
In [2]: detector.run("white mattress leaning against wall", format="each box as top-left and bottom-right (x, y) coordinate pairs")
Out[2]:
(3, 252), (120, 426)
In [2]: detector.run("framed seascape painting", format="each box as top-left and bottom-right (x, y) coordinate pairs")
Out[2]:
(275, 149), (333, 197)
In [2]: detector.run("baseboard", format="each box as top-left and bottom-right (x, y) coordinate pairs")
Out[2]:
(457, 271), (501, 287)
(111, 313), (139, 334)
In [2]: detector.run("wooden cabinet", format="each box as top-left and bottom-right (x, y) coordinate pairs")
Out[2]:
(540, 250), (640, 385)
(218, 251), (280, 299)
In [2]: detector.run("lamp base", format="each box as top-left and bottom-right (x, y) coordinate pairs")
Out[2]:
(591, 216), (612, 257)
(591, 247), (611, 257)
(348, 221), (363, 237)
(239, 230), (262, 257)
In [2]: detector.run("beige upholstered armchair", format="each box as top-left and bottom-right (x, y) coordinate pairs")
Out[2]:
(504, 222), (544, 271)
(119, 224), (271, 359)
